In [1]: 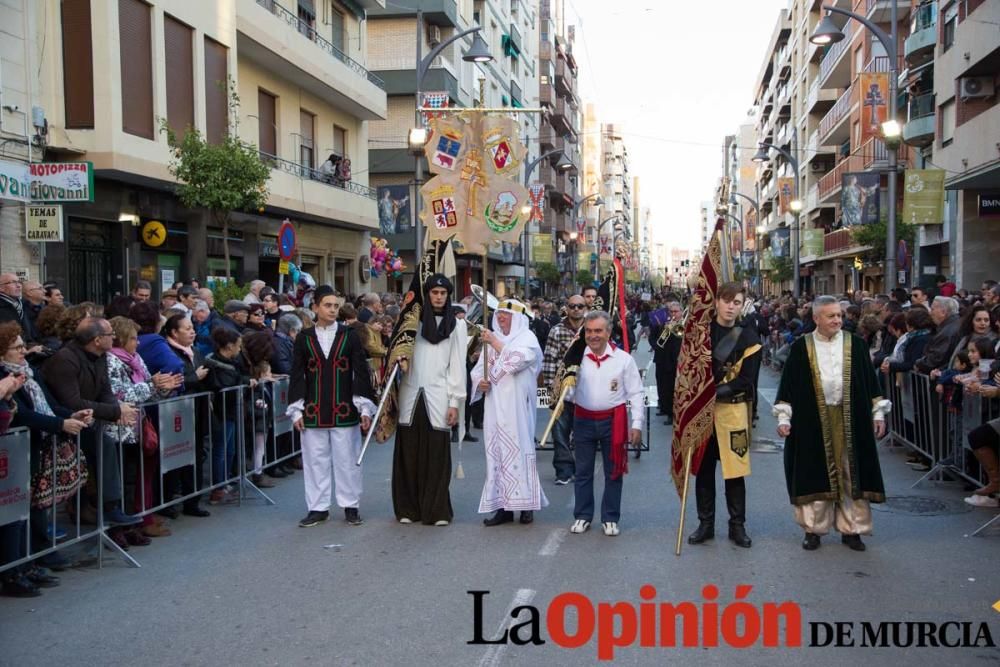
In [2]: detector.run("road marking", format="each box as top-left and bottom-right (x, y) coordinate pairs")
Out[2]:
(477, 588), (537, 667)
(538, 528), (567, 556)
(993, 599), (1000, 614)
(758, 387), (777, 407)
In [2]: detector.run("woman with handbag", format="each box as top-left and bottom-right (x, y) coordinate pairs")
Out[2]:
(106, 317), (180, 542)
(0, 322), (90, 597)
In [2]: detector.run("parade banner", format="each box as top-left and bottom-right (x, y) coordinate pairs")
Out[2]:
(271, 377), (292, 436)
(760, 247), (774, 271)
(802, 228), (825, 257)
(771, 227), (791, 258)
(159, 397), (196, 474)
(860, 72), (889, 146)
(841, 172), (880, 226)
(532, 234), (553, 263)
(29, 162), (94, 202)
(527, 183), (545, 223)
(377, 185), (411, 235)
(777, 177), (795, 215)
(420, 91), (449, 126)
(902, 169), (945, 225)
(420, 112), (530, 252)
(0, 429), (30, 526)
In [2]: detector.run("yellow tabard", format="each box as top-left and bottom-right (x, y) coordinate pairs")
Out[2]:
(714, 343), (761, 480)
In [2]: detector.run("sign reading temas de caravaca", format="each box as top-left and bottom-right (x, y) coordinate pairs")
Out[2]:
(26, 205), (64, 242)
(29, 162), (94, 202)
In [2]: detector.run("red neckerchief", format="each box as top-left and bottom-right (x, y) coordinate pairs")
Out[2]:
(585, 343), (616, 368)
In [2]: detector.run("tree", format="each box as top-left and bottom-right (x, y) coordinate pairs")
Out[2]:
(575, 268), (595, 287)
(852, 219), (917, 263)
(769, 255), (793, 283)
(535, 262), (561, 290)
(160, 81), (270, 280)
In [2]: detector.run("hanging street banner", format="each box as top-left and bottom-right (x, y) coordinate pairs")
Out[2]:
(531, 234), (553, 264)
(771, 227), (791, 258)
(841, 172), (880, 226)
(802, 228), (825, 257)
(29, 162), (94, 202)
(0, 159), (30, 202)
(777, 177), (795, 215)
(902, 169), (945, 225)
(761, 247), (774, 271)
(420, 112), (530, 253)
(25, 205), (64, 242)
(859, 72), (889, 146)
(527, 183), (545, 223)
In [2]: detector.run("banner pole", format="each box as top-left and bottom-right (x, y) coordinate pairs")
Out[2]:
(675, 448), (693, 557)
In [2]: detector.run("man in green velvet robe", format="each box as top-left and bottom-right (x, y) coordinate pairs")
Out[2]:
(773, 296), (889, 552)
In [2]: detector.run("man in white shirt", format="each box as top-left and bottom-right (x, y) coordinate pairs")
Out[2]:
(287, 286), (376, 528)
(243, 279), (266, 305)
(567, 311), (644, 537)
(774, 295), (889, 552)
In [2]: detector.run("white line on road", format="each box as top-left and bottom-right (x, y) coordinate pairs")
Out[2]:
(477, 588), (537, 667)
(758, 387), (777, 407)
(538, 528), (567, 556)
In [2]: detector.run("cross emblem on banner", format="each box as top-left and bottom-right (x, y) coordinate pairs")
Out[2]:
(528, 184), (545, 222)
(460, 153), (488, 217)
(864, 83), (885, 130)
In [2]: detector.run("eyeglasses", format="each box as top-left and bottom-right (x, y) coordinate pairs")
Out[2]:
(567, 304), (587, 310)
(98, 332), (114, 338)
(8, 344), (25, 352)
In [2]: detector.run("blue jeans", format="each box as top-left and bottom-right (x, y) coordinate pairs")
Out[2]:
(211, 420), (236, 485)
(572, 415), (623, 523)
(552, 403), (575, 480)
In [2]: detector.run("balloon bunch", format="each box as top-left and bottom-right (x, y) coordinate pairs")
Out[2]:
(370, 237), (406, 278)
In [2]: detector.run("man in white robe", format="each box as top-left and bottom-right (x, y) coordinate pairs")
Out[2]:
(471, 299), (548, 525)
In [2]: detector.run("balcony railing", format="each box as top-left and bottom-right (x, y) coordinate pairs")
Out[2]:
(260, 152), (377, 200)
(908, 92), (934, 120)
(819, 81), (855, 140)
(816, 137), (909, 200)
(823, 228), (855, 254)
(819, 19), (854, 83)
(255, 0), (385, 90)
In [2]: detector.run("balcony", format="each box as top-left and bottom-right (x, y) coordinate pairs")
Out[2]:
(806, 77), (838, 114)
(818, 81), (856, 146)
(242, 0), (386, 120)
(555, 59), (575, 96)
(903, 93), (935, 147)
(367, 0), (458, 27)
(904, 3), (937, 66)
(259, 152), (377, 229)
(865, 0), (910, 23)
(818, 18), (854, 90)
(817, 137), (910, 203)
(539, 84), (554, 107)
(538, 129), (556, 151)
(823, 228), (855, 254)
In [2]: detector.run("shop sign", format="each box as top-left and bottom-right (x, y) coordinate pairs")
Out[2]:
(0, 159), (30, 202)
(142, 220), (167, 247)
(26, 205), (63, 242)
(979, 192), (1000, 218)
(29, 162), (94, 202)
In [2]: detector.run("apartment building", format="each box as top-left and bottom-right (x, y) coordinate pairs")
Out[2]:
(366, 0), (540, 295)
(600, 122), (630, 272)
(902, 0), (999, 287)
(12, 0), (387, 303)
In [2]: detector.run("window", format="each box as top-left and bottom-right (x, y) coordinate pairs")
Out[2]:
(333, 125), (347, 157)
(118, 0), (153, 138)
(329, 4), (345, 53)
(164, 15), (194, 136)
(204, 37), (229, 144)
(297, 0), (316, 38)
(258, 90), (277, 156)
(62, 0), (94, 129)
(942, 2), (958, 50)
(299, 109), (315, 170)
(940, 99), (955, 145)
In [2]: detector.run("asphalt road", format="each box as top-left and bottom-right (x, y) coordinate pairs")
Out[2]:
(2, 346), (998, 666)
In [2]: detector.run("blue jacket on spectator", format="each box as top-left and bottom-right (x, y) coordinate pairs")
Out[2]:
(137, 333), (185, 392)
(271, 330), (295, 376)
(888, 329), (931, 374)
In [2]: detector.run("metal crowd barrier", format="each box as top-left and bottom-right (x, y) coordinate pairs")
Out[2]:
(534, 385), (653, 457)
(883, 369), (999, 537)
(0, 376), (303, 575)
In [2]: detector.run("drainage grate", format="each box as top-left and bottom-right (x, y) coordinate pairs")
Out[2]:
(872, 495), (974, 516)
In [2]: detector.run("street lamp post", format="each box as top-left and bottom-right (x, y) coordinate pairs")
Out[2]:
(522, 150), (571, 297)
(565, 192), (603, 294)
(409, 10), (493, 261)
(753, 127), (803, 298)
(595, 214), (620, 277)
(811, 3), (900, 291)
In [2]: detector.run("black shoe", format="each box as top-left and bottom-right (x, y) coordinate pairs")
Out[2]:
(728, 523), (752, 548)
(182, 505), (211, 518)
(1, 576), (41, 598)
(156, 506), (179, 520)
(802, 532), (821, 550)
(688, 521), (714, 544)
(36, 552), (72, 572)
(298, 510), (330, 528)
(663, 417), (673, 426)
(25, 567), (60, 588)
(279, 464), (296, 475)
(483, 510), (514, 527)
(519, 511), (534, 524)
(841, 534), (866, 551)
(463, 433), (478, 443)
(266, 466), (289, 479)
(345, 507), (363, 526)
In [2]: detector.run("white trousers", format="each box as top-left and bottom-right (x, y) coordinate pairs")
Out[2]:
(301, 427), (363, 511)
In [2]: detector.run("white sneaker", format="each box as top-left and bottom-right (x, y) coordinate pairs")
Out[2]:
(434, 520), (450, 526)
(963, 494), (999, 508)
(570, 519), (591, 534)
(602, 522), (620, 537)
(398, 517), (413, 524)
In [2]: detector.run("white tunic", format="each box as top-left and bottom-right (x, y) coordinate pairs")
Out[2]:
(397, 318), (468, 434)
(470, 326), (548, 512)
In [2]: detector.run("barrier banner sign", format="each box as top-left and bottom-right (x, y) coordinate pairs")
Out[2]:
(0, 429), (31, 526)
(272, 377), (292, 436)
(159, 397), (196, 474)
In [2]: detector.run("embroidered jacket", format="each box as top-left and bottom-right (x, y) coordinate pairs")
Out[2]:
(289, 323), (375, 429)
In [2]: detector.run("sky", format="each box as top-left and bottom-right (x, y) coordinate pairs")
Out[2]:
(567, 0), (789, 253)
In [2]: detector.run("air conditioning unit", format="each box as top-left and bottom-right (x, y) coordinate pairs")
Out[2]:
(809, 162), (827, 173)
(427, 25), (442, 47)
(959, 77), (994, 100)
